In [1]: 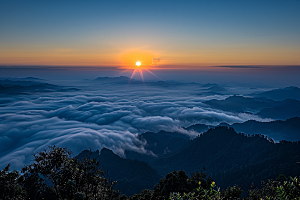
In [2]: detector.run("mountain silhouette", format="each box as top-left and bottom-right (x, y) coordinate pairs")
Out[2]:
(254, 86), (300, 101)
(125, 130), (190, 163)
(204, 95), (271, 113)
(151, 126), (300, 191)
(77, 148), (161, 196)
(203, 95), (300, 119)
(0, 79), (79, 95)
(220, 117), (300, 141)
(257, 99), (300, 119)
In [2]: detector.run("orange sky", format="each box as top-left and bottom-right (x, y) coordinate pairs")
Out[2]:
(1, 1), (300, 69)
(1, 44), (300, 69)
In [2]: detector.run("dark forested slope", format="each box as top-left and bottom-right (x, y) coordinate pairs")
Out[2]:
(125, 130), (190, 163)
(257, 99), (300, 119)
(254, 86), (300, 101)
(203, 95), (271, 113)
(76, 126), (300, 196)
(203, 95), (300, 119)
(77, 148), (161, 196)
(151, 127), (300, 191)
(221, 117), (300, 141)
(0, 79), (79, 95)
(188, 117), (300, 141)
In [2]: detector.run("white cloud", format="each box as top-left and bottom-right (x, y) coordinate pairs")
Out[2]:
(0, 84), (269, 169)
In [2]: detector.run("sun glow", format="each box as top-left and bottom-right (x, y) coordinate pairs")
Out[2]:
(136, 61), (141, 67)
(117, 50), (161, 82)
(127, 61), (161, 82)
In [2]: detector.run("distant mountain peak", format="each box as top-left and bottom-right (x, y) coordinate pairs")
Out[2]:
(100, 147), (114, 154)
(207, 85), (227, 92)
(204, 95), (271, 113)
(255, 86), (300, 101)
(100, 148), (122, 160)
(282, 86), (299, 90)
(95, 76), (130, 81)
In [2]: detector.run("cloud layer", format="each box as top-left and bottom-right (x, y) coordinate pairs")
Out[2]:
(0, 84), (269, 169)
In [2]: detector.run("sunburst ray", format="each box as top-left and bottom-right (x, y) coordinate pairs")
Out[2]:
(138, 69), (144, 82)
(145, 69), (162, 80)
(127, 60), (162, 83)
(129, 69), (138, 83)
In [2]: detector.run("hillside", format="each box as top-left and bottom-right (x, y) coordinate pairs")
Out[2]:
(77, 126), (300, 195)
(125, 130), (190, 162)
(203, 95), (300, 119)
(0, 79), (79, 95)
(77, 148), (161, 196)
(257, 99), (300, 119)
(254, 86), (300, 101)
(221, 117), (300, 141)
(151, 127), (300, 191)
(203, 95), (271, 113)
(187, 117), (300, 141)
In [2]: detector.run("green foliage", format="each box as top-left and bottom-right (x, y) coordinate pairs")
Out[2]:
(247, 176), (300, 200)
(154, 170), (190, 199)
(128, 189), (153, 200)
(188, 170), (213, 191)
(222, 185), (242, 199)
(276, 177), (300, 200)
(169, 181), (222, 200)
(131, 170), (300, 200)
(1, 146), (300, 200)
(150, 170), (214, 200)
(152, 126), (300, 192)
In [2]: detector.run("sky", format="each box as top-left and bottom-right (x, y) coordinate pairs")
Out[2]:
(0, 0), (300, 85)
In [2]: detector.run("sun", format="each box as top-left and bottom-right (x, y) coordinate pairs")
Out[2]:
(117, 58), (161, 83)
(136, 61), (141, 67)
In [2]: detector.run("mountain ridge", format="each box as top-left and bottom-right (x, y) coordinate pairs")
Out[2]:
(76, 148), (161, 196)
(76, 126), (300, 195)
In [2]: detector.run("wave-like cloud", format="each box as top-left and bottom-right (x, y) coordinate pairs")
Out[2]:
(0, 86), (269, 169)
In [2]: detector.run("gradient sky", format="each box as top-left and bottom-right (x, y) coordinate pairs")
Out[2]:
(1, 0), (300, 69)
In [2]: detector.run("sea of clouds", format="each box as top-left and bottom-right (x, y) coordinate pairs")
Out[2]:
(0, 82), (269, 169)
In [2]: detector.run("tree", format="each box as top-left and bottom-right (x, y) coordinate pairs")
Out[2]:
(169, 181), (222, 200)
(0, 164), (26, 200)
(222, 185), (242, 199)
(276, 176), (300, 199)
(153, 170), (190, 199)
(188, 170), (214, 191)
(21, 146), (71, 199)
(128, 189), (153, 200)
(20, 146), (119, 200)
